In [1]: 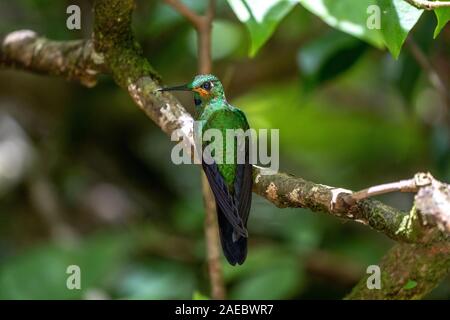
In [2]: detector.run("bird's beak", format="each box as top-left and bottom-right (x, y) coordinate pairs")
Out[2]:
(157, 84), (191, 92)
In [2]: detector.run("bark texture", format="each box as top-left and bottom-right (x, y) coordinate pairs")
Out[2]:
(1, 0), (449, 300)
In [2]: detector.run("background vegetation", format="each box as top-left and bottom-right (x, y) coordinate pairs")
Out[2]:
(0, 0), (449, 299)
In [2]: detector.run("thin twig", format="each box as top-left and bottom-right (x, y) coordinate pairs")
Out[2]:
(404, 0), (450, 9)
(406, 38), (450, 118)
(164, 0), (203, 29)
(197, 0), (225, 301)
(164, 0), (226, 300)
(201, 173), (226, 300)
(344, 172), (433, 204)
(347, 179), (417, 203)
(28, 174), (79, 245)
(206, 0), (216, 21)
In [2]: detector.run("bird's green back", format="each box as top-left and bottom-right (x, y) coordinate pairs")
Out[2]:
(199, 101), (249, 189)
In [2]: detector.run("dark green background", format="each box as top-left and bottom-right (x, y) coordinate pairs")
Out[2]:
(0, 0), (449, 299)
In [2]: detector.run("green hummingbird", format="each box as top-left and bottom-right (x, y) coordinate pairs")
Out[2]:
(159, 74), (252, 265)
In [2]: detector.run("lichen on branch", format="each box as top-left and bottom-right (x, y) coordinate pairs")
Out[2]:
(346, 242), (450, 299)
(0, 30), (103, 87)
(252, 168), (449, 244)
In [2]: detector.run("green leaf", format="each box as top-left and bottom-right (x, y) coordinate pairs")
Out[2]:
(193, 291), (210, 300)
(298, 0), (384, 48)
(434, 7), (450, 38)
(403, 280), (418, 290)
(377, 0), (423, 58)
(227, 0), (297, 56)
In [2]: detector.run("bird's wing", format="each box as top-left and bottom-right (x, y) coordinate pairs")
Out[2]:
(200, 107), (251, 239)
(232, 108), (252, 227)
(202, 158), (247, 238)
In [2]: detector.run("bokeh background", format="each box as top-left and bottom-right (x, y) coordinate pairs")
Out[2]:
(0, 0), (449, 299)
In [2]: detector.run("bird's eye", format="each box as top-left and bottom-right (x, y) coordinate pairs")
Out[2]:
(202, 82), (212, 90)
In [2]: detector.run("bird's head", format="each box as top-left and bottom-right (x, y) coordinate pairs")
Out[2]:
(158, 74), (225, 110)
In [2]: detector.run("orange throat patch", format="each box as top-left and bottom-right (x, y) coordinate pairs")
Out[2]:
(193, 87), (209, 97)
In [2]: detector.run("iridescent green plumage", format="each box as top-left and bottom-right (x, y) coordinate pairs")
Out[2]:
(159, 74), (252, 265)
(199, 102), (249, 187)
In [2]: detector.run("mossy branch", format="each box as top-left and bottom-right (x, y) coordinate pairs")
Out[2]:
(1, 0), (449, 300)
(253, 169), (449, 243)
(345, 242), (450, 299)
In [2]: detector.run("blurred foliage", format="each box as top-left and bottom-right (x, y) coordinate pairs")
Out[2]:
(0, 0), (449, 300)
(297, 30), (369, 92)
(0, 232), (131, 299)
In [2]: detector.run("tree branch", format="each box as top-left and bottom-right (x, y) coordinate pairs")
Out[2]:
(345, 242), (450, 299)
(0, 30), (104, 87)
(92, 0), (191, 140)
(406, 38), (450, 123)
(1, 10), (448, 236)
(1, 0), (449, 300)
(404, 0), (450, 9)
(253, 168), (449, 243)
(346, 172), (431, 203)
(164, 0), (203, 29)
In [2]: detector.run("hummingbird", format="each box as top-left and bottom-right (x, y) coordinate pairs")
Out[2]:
(159, 74), (252, 265)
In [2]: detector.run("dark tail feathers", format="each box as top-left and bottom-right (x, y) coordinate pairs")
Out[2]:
(217, 206), (247, 265)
